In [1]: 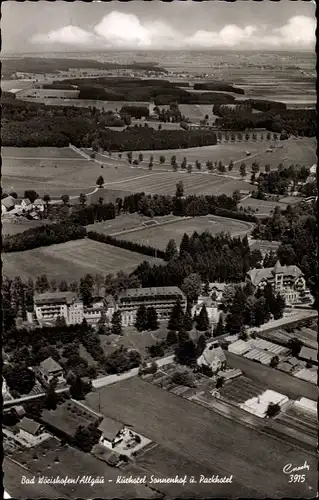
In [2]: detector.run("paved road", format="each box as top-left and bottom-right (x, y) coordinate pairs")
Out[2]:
(92, 354), (174, 389)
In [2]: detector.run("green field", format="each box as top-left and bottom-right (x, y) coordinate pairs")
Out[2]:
(112, 215), (254, 251)
(2, 239), (162, 281)
(86, 377), (317, 498)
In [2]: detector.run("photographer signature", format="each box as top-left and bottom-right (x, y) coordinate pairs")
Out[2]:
(283, 461), (310, 474)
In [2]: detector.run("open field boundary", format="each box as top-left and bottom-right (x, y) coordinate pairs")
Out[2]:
(109, 216), (192, 237)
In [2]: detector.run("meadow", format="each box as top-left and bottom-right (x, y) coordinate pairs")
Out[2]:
(112, 215), (254, 250)
(2, 239), (163, 281)
(2, 136), (315, 200)
(86, 377), (317, 498)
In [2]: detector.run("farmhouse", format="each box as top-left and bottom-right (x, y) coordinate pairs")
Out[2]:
(14, 198), (32, 212)
(98, 416), (125, 449)
(16, 417), (47, 444)
(2, 195), (15, 214)
(118, 286), (186, 326)
(197, 343), (226, 373)
(246, 260), (310, 305)
(39, 357), (65, 384)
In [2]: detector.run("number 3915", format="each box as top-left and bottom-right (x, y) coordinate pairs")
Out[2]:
(289, 474), (305, 483)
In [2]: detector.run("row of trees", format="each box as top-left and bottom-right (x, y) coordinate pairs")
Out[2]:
(3, 223), (86, 253)
(133, 232), (253, 288)
(87, 231), (166, 260)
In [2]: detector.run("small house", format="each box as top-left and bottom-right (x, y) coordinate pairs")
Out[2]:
(98, 416), (125, 449)
(2, 195), (15, 214)
(11, 405), (26, 419)
(33, 198), (45, 212)
(39, 356), (64, 383)
(197, 343), (226, 373)
(17, 417), (45, 438)
(14, 198), (32, 212)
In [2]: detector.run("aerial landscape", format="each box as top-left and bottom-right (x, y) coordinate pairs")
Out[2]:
(1, 1), (318, 499)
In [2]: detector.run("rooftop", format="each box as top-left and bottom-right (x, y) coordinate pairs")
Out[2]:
(40, 356), (63, 374)
(2, 196), (15, 209)
(299, 346), (318, 362)
(247, 261), (303, 286)
(98, 416), (124, 442)
(34, 291), (77, 305)
(119, 286), (185, 300)
(197, 345), (226, 367)
(17, 417), (42, 436)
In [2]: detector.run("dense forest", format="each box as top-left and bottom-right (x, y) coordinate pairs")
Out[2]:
(213, 102), (316, 137)
(194, 82), (245, 94)
(2, 58), (168, 78)
(54, 77), (237, 105)
(2, 98), (217, 149)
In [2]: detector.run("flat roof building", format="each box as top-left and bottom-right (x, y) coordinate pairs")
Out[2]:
(118, 286), (186, 326)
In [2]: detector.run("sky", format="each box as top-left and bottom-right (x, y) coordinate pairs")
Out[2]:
(2, 0), (316, 53)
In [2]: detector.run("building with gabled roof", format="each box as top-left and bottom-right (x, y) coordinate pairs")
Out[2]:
(2, 195), (15, 214)
(98, 416), (125, 448)
(39, 356), (64, 383)
(197, 343), (226, 373)
(17, 417), (44, 436)
(246, 261), (310, 305)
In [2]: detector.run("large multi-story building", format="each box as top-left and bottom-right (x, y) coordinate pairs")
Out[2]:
(246, 261), (310, 305)
(34, 292), (107, 325)
(117, 286), (186, 326)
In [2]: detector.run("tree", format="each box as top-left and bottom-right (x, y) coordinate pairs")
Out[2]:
(266, 402), (281, 418)
(166, 330), (178, 345)
(179, 233), (190, 256)
(183, 307), (193, 331)
(269, 355), (279, 368)
(74, 424), (101, 453)
(59, 280), (68, 292)
(79, 193), (87, 205)
(24, 190), (38, 203)
(181, 157), (187, 169)
(251, 162), (260, 174)
(287, 337), (303, 357)
(195, 160), (202, 171)
(61, 194), (70, 205)
(138, 153), (143, 163)
(196, 334), (206, 356)
(213, 316), (225, 337)
(43, 384), (59, 411)
(175, 181), (184, 198)
(174, 340), (197, 367)
(172, 370), (195, 387)
(148, 161), (153, 170)
(159, 155), (165, 164)
(196, 305), (210, 332)
(265, 164), (271, 173)
(69, 375), (90, 400)
(134, 305), (147, 332)
(216, 377), (224, 389)
(43, 194), (51, 207)
(111, 311), (122, 336)
(181, 273), (202, 303)
(96, 175), (104, 188)
(240, 163), (246, 178)
(228, 160), (234, 171)
(165, 239), (178, 260)
(187, 164), (193, 173)
(35, 275), (50, 293)
(146, 307), (158, 331)
(168, 300), (185, 331)
(79, 274), (94, 306)
(4, 364), (36, 396)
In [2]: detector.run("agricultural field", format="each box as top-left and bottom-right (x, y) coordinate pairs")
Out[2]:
(2, 217), (49, 236)
(239, 197), (290, 216)
(86, 377), (317, 498)
(2, 239), (163, 281)
(115, 215), (254, 251)
(5, 439), (156, 499)
(217, 376), (267, 405)
(87, 213), (176, 236)
(274, 403), (318, 440)
(225, 351), (317, 401)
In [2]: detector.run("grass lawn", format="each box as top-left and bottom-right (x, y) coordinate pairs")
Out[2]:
(86, 377), (317, 498)
(2, 238), (163, 281)
(6, 439), (157, 499)
(116, 215), (254, 250)
(2, 217), (49, 236)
